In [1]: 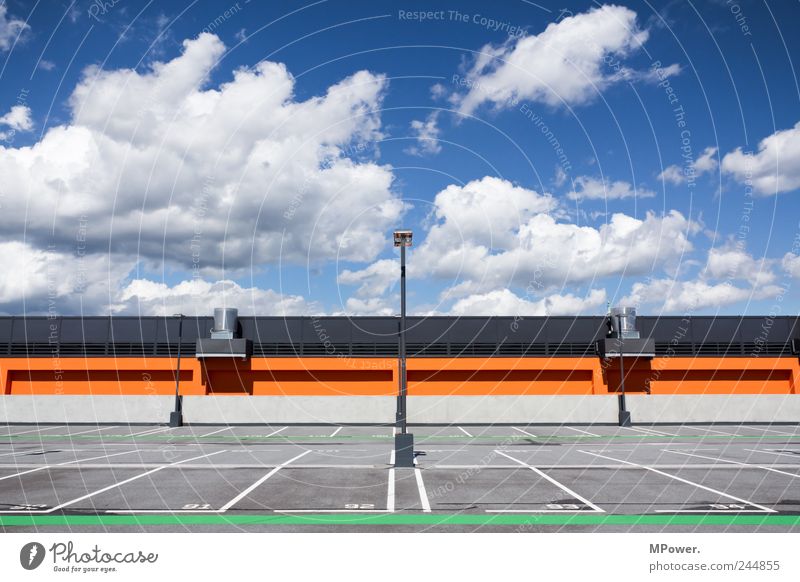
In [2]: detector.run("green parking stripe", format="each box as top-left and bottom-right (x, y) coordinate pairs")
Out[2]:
(1, 513), (799, 527)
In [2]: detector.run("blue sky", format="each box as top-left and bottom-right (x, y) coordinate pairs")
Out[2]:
(0, 0), (798, 317)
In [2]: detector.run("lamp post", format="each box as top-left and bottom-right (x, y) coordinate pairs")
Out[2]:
(393, 230), (414, 467)
(169, 313), (184, 427)
(616, 313), (631, 427)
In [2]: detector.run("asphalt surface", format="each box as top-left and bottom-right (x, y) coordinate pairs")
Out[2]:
(1, 423), (799, 532)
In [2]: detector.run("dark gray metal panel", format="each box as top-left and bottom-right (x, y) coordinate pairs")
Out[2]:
(60, 317), (109, 343)
(251, 317), (302, 343)
(350, 317), (399, 342)
(404, 317), (449, 343)
(155, 317), (207, 344)
(690, 317), (744, 343)
(504, 317), (547, 343)
(545, 317), (606, 343)
(108, 316), (157, 342)
(10, 317), (55, 343)
(446, 318), (498, 344)
(0, 317), (12, 351)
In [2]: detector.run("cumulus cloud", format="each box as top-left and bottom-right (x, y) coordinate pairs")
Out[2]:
(338, 259), (397, 298)
(722, 121), (800, 195)
(658, 146), (718, 185)
(448, 288), (607, 316)
(410, 176), (697, 296)
(113, 278), (316, 316)
(405, 111), (441, 156)
(782, 253), (800, 278)
(0, 105), (33, 140)
(705, 245), (776, 286)
(622, 278), (782, 313)
(0, 5), (28, 51)
(566, 175), (655, 200)
(454, 5), (655, 114)
(0, 33), (402, 279)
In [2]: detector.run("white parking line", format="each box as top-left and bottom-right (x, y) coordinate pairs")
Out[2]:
(495, 450), (604, 512)
(0, 449), (142, 483)
(512, 427), (537, 438)
(415, 467), (431, 512)
(266, 427), (287, 437)
(580, 450), (776, 513)
(738, 426), (794, 437)
(563, 426), (600, 437)
(329, 426), (343, 437)
(6, 425), (66, 436)
(128, 427), (173, 437)
(621, 426), (677, 437)
(387, 450), (396, 512)
(743, 448), (800, 460)
(199, 427), (231, 437)
(679, 426), (738, 437)
(458, 426), (473, 437)
(64, 426), (122, 437)
(43, 450), (227, 514)
(219, 449), (311, 511)
(661, 449), (800, 479)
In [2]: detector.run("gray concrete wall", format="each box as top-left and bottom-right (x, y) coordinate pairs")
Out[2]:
(0, 395), (173, 424)
(2, 394), (798, 424)
(627, 395), (800, 424)
(407, 395), (619, 424)
(183, 396), (395, 424)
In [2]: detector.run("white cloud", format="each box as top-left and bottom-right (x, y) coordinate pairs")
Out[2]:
(782, 253), (800, 278)
(566, 175), (655, 200)
(705, 245), (776, 286)
(454, 5), (654, 114)
(405, 111), (441, 156)
(430, 83), (447, 100)
(622, 278), (782, 313)
(113, 278), (316, 316)
(0, 5), (28, 51)
(0, 33), (403, 277)
(410, 176), (696, 295)
(37, 59), (56, 72)
(336, 296), (397, 316)
(722, 121), (800, 195)
(338, 259), (397, 297)
(448, 288), (607, 316)
(0, 105), (33, 131)
(658, 146), (718, 185)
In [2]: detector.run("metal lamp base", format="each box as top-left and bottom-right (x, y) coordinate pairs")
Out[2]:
(618, 410), (632, 427)
(169, 411), (184, 427)
(394, 433), (415, 468)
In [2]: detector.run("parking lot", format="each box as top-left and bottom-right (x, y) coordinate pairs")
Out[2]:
(1, 423), (799, 532)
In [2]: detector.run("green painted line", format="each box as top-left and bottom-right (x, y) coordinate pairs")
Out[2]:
(1, 513), (799, 527)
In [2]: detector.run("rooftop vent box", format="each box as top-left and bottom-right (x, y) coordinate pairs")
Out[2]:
(598, 306), (654, 358)
(196, 307), (252, 359)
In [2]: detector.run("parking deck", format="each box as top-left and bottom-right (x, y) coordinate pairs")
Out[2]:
(1, 423), (799, 532)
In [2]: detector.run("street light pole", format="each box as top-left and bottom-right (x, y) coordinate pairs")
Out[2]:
(616, 313), (631, 427)
(393, 230), (414, 467)
(169, 314), (184, 427)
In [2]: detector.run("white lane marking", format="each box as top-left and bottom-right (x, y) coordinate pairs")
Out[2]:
(580, 450), (776, 513)
(743, 448), (800, 460)
(661, 449), (800, 479)
(329, 426), (343, 437)
(219, 449), (311, 511)
(738, 426), (793, 437)
(45, 450), (227, 513)
(563, 426), (600, 437)
(6, 425), (66, 436)
(414, 467), (431, 512)
(678, 426), (738, 437)
(653, 510), (772, 513)
(457, 426), (473, 437)
(495, 450), (604, 512)
(199, 427), (231, 437)
(487, 510), (595, 513)
(0, 449), (45, 458)
(621, 426), (677, 437)
(266, 427), (287, 437)
(64, 426), (122, 437)
(387, 450), (395, 513)
(512, 427), (537, 438)
(276, 509), (391, 513)
(128, 427), (173, 437)
(0, 449), (142, 482)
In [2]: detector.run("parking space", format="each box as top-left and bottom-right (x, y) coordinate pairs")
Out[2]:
(1, 423), (799, 531)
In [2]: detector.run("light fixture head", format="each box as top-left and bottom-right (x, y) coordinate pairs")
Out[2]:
(393, 230), (413, 247)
